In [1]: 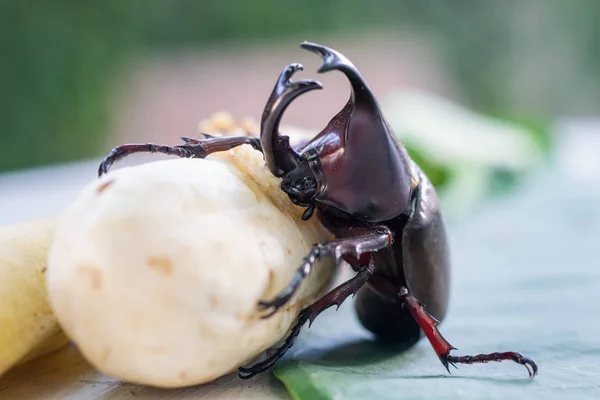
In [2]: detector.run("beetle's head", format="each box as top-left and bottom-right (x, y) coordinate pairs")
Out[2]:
(261, 42), (413, 222)
(260, 63), (323, 219)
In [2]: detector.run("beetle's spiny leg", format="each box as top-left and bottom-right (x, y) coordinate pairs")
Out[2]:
(238, 313), (307, 379)
(445, 352), (538, 378)
(257, 229), (392, 318)
(398, 288), (538, 378)
(240, 261), (375, 379)
(98, 143), (196, 177)
(303, 258), (376, 326)
(179, 133), (217, 145)
(98, 136), (262, 177)
(257, 244), (327, 319)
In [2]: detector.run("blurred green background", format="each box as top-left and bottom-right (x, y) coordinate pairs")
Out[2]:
(1, 0), (599, 173)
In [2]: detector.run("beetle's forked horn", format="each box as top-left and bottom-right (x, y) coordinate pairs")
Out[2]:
(260, 63), (322, 177)
(300, 42), (363, 88)
(300, 41), (379, 109)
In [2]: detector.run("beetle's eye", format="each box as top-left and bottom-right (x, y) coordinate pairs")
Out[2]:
(280, 171), (317, 204)
(295, 176), (316, 193)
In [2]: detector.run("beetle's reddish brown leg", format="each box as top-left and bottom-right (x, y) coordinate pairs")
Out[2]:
(398, 288), (538, 378)
(239, 258), (376, 379)
(257, 227), (392, 318)
(97, 135), (262, 177)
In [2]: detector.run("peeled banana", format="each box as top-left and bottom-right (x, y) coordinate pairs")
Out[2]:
(46, 135), (335, 387)
(0, 219), (69, 376)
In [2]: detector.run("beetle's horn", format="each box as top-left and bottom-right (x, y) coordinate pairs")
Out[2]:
(260, 63), (322, 177)
(300, 41), (390, 136)
(300, 42), (369, 94)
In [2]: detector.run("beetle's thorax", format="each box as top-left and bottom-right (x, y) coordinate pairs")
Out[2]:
(298, 99), (414, 223)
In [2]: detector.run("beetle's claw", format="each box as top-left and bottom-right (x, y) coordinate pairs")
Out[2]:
(239, 312), (308, 379)
(257, 294), (293, 319)
(238, 370), (260, 380)
(256, 301), (281, 319)
(439, 355), (453, 374)
(520, 355), (538, 378)
(257, 304), (278, 319)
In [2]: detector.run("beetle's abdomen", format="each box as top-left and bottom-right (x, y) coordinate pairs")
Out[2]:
(353, 165), (451, 344)
(399, 167), (451, 323)
(354, 283), (422, 346)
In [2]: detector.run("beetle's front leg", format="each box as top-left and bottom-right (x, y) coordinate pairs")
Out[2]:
(398, 288), (538, 378)
(98, 135), (262, 177)
(257, 226), (392, 318)
(239, 259), (376, 379)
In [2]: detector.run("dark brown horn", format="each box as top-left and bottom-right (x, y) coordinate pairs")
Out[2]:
(300, 42), (371, 95)
(300, 41), (389, 132)
(260, 63), (322, 177)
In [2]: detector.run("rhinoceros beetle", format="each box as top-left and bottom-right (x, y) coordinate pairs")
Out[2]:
(98, 42), (538, 379)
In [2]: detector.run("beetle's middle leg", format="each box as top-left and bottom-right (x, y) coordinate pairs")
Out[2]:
(398, 287), (538, 378)
(98, 134), (262, 177)
(257, 226), (392, 318)
(238, 258), (376, 379)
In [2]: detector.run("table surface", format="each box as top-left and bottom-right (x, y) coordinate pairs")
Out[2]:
(1, 118), (600, 399)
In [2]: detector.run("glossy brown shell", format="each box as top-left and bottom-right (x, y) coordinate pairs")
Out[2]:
(260, 42), (451, 345)
(355, 165), (451, 345)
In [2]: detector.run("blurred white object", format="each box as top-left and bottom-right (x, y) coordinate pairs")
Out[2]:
(383, 90), (547, 216)
(383, 89), (545, 170)
(555, 117), (600, 182)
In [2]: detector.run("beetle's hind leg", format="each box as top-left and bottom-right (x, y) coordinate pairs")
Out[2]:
(98, 135), (262, 177)
(398, 288), (538, 378)
(238, 259), (376, 379)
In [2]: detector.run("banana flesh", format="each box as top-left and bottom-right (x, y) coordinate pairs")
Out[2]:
(0, 219), (69, 376)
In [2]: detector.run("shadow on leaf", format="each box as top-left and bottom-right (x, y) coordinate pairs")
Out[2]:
(288, 337), (415, 368)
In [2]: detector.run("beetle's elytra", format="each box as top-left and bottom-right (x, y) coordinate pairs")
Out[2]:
(98, 42), (538, 379)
